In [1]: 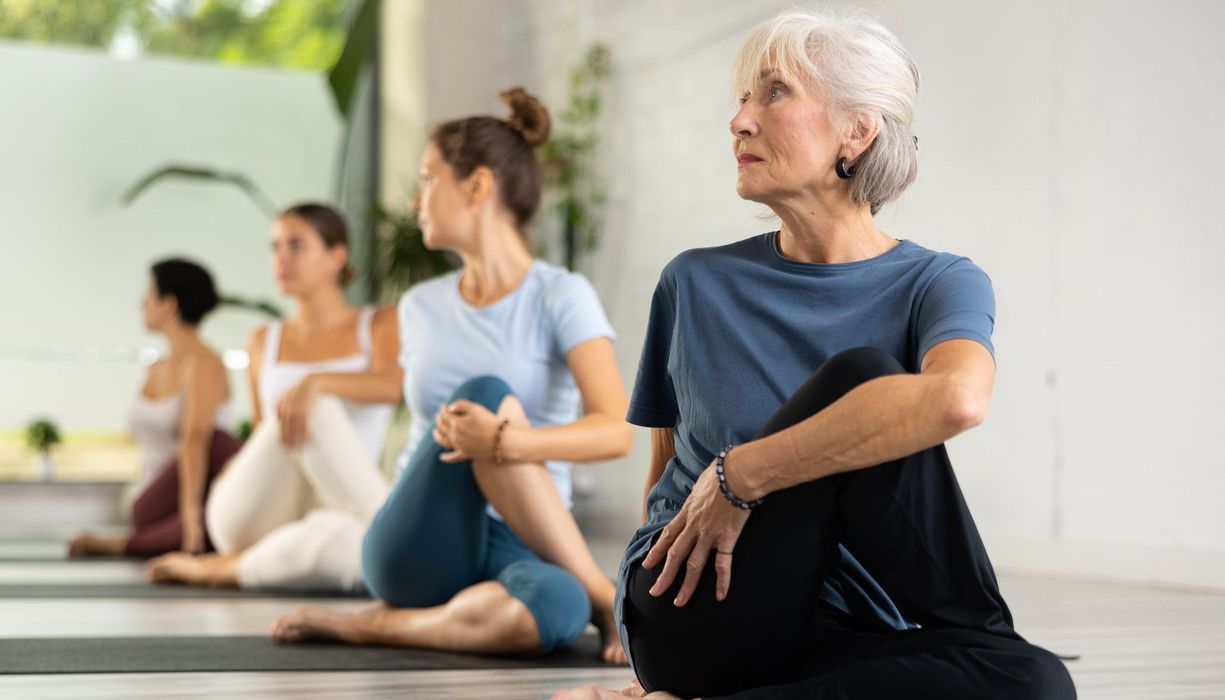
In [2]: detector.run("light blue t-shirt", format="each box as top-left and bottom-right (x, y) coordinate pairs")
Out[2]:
(616, 232), (996, 660)
(397, 260), (616, 519)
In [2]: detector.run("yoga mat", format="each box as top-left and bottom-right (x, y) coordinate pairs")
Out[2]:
(0, 582), (370, 599)
(0, 634), (609, 674)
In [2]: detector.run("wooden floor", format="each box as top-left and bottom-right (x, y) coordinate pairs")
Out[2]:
(0, 533), (1223, 699)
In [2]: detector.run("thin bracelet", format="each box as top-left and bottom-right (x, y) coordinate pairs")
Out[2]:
(492, 419), (512, 466)
(715, 444), (764, 510)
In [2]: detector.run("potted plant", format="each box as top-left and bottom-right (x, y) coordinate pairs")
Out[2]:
(26, 418), (62, 481)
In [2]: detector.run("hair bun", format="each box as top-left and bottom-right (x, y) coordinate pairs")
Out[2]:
(500, 87), (551, 148)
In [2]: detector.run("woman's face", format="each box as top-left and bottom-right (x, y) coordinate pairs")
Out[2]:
(413, 143), (476, 251)
(730, 70), (844, 206)
(140, 278), (175, 332)
(270, 215), (346, 296)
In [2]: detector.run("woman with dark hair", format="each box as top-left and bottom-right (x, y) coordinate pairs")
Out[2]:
(270, 88), (632, 663)
(146, 203), (403, 593)
(68, 258), (240, 558)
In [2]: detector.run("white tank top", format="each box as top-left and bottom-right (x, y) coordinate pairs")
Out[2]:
(258, 306), (392, 460)
(128, 389), (232, 487)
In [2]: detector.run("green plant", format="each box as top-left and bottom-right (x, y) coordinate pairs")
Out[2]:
(0, 0), (348, 72)
(219, 294), (283, 320)
(121, 165), (279, 218)
(236, 418), (254, 442)
(540, 44), (612, 271)
(25, 419), (62, 454)
(365, 206), (456, 304)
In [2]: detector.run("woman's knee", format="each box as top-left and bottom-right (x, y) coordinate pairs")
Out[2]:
(498, 561), (591, 652)
(448, 375), (515, 413)
(822, 346), (905, 382)
(1009, 647), (1076, 700)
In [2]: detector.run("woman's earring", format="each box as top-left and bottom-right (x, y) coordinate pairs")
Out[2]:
(836, 157), (856, 180)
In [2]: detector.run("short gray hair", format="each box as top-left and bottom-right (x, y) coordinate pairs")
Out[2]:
(733, 8), (920, 214)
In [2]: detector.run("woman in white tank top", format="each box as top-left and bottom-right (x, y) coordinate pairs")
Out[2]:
(68, 259), (239, 558)
(146, 203), (401, 593)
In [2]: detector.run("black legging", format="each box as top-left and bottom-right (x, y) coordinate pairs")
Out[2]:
(623, 347), (1076, 699)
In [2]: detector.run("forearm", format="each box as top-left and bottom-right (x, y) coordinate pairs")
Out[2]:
(502, 413), (633, 464)
(734, 373), (978, 501)
(176, 434), (209, 517)
(308, 372), (402, 404)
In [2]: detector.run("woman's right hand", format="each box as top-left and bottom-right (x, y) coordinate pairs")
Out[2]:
(277, 376), (320, 448)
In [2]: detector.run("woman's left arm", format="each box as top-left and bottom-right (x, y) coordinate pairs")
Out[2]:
(438, 336), (633, 464)
(176, 352), (229, 553)
(503, 336), (633, 463)
(645, 339), (994, 605)
(726, 338), (994, 501)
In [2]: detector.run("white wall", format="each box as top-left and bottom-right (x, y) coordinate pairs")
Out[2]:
(0, 43), (342, 432)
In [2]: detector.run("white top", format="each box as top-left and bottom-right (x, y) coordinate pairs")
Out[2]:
(398, 261), (616, 520)
(259, 306), (392, 460)
(128, 389), (232, 487)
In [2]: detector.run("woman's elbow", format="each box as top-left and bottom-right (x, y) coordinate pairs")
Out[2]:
(942, 380), (989, 434)
(379, 374), (404, 404)
(610, 422), (634, 458)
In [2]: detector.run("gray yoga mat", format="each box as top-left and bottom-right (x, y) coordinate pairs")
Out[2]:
(0, 634), (609, 674)
(0, 582), (370, 599)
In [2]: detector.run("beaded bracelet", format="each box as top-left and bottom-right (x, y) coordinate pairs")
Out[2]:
(492, 419), (511, 466)
(715, 444), (764, 510)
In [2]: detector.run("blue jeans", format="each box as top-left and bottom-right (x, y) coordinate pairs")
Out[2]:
(361, 375), (591, 652)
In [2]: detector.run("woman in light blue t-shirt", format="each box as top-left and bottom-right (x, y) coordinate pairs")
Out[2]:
(270, 88), (632, 664)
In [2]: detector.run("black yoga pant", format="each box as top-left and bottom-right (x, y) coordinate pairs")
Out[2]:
(623, 347), (1076, 699)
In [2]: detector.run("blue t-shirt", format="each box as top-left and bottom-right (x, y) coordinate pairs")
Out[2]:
(397, 260), (616, 519)
(616, 232), (996, 651)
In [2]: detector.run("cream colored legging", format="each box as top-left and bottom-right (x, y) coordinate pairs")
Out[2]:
(206, 395), (390, 593)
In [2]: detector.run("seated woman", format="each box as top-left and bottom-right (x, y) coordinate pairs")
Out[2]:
(559, 9), (1076, 700)
(269, 89), (632, 663)
(69, 259), (239, 558)
(147, 203), (401, 593)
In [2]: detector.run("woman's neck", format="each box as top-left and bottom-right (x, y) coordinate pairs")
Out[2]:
(161, 323), (202, 358)
(772, 195), (896, 264)
(457, 220), (535, 307)
(293, 285), (353, 329)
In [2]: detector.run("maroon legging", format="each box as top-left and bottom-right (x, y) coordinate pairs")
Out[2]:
(124, 429), (243, 557)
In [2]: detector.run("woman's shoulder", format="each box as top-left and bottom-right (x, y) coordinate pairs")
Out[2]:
(900, 240), (990, 280)
(660, 232), (771, 282)
(185, 345), (227, 383)
(398, 269), (461, 310)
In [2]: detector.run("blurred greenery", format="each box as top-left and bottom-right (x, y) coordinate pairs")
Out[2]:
(0, 0), (346, 71)
(540, 44), (612, 271)
(25, 418), (62, 453)
(366, 206), (456, 305)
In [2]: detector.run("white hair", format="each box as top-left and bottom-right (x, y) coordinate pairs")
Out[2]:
(733, 8), (920, 214)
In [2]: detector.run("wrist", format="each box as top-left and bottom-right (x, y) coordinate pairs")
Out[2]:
(722, 447), (766, 502)
(499, 424), (529, 463)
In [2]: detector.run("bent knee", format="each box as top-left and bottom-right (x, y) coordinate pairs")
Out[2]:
(499, 561), (591, 652)
(484, 592), (545, 653)
(1009, 647), (1076, 700)
(822, 346), (905, 383)
(448, 375), (514, 413)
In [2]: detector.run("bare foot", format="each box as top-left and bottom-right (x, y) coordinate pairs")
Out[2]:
(592, 604), (629, 665)
(551, 680), (677, 700)
(271, 603), (380, 644)
(146, 552), (238, 587)
(67, 532), (128, 557)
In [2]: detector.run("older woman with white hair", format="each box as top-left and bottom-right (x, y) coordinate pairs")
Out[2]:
(556, 8), (1076, 700)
